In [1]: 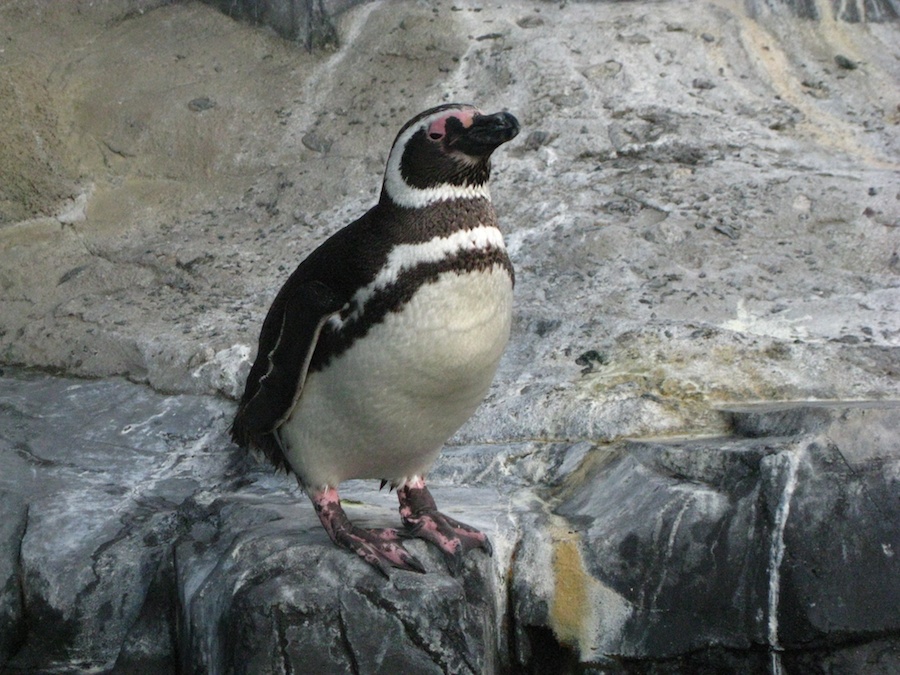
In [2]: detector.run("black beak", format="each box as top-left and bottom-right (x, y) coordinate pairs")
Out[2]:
(449, 111), (520, 155)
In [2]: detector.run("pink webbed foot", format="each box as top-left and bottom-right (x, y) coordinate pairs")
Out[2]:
(311, 487), (425, 577)
(397, 477), (493, 574)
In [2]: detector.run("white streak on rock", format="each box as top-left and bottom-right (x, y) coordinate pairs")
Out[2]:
(767, 449), (801, 653)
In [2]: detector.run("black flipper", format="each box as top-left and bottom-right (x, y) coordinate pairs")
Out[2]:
(231, 280), (343, 466)
(230, 206), (389, 471)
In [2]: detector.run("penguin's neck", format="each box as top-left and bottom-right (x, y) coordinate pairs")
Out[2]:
(376, 195), (499, 246)
(381, 165), (492, 209)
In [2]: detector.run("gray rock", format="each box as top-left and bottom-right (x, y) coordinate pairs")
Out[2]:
(199, 0), (364, 48)
(0, 371), (233, 672)
(2, 371), (897, 673)
(0, 370), (519, 673)
(174, 486), (503, 674)
(301, 130), (334, 153)
(0, 491), (27, 668)
(511, 402), (900, 671)
(745, 0), (900, 21)
(834, 53), (858, 69)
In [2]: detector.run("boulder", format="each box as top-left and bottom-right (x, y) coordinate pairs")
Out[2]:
(0, 371), (518, 673)
(0, 491), (27, 667)
(0, 371), (231, 672)
(173, 486), (503, 674)
(511, 402), (900, 671)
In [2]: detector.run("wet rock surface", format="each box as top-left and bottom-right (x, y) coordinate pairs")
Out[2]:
(1, 0), (899, 672)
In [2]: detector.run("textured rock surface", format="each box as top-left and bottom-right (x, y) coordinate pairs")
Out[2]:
(0, 370), (520, 673)
(198, 0), (364, 48)
(0, 371), (230, 672)
(174, 486), (504, 674)
(1, 371), (898, 672)
(2, 0), (898, 425)
(512, 402), (900, 671)
(1, 0), (899, 672)
(745, 0), (900, 21)
(0, 491), (27, 668)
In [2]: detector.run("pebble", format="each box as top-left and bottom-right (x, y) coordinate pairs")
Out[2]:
(187, 96), (217, 112)
(834, 54), (857, 70)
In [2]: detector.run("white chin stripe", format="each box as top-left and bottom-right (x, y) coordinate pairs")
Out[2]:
(349, 225), (506, 315)
(384, 177), (492, 209)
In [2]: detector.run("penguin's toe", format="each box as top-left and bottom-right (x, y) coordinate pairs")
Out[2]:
(334, 526), (426, 577)
(402, 511), (492, 574)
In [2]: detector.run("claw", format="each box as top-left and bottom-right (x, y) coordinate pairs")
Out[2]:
(311, 487), (425, 575)
(397, 477), (492, 573)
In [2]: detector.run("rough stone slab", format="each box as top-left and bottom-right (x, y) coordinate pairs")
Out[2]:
(512, 402), (900, 671)
(174, 483), (505, 674)
(0, 370), (525, 673)
(0, 370), (233, 672)
(514, 437), (776, 662)
(2, 371), (899, 672)
(764, 411), (900, 646)
(724, 400), (900, 440)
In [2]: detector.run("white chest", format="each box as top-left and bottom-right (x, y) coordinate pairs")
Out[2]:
(278, 265), (513, 488)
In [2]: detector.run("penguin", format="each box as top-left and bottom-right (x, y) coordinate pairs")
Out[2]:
(231, 103), (519, 575)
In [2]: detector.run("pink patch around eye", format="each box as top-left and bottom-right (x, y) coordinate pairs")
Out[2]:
(427, 108), (479, 140)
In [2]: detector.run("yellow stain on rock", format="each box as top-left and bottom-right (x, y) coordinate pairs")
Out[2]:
(548, 525), (634, 659)
(550, 532), (592, 650)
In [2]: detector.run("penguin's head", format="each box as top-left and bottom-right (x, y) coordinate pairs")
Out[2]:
(383, 103), (520, 209)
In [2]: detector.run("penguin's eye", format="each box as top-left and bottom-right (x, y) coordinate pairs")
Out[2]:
(426, 116), (451, 141)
